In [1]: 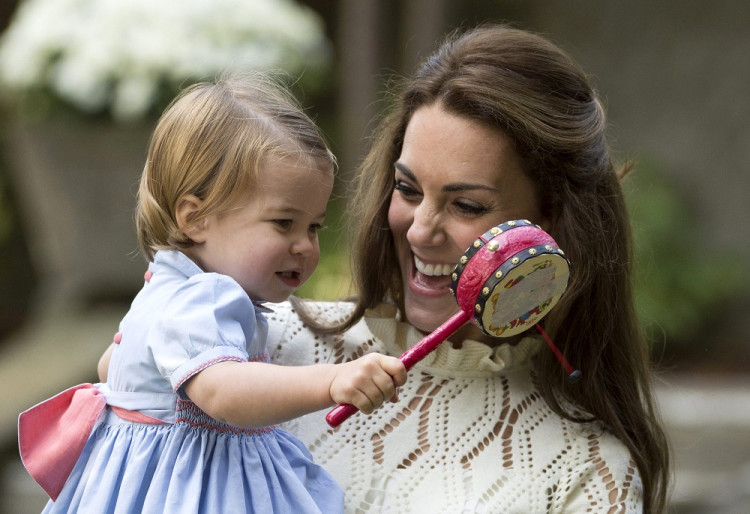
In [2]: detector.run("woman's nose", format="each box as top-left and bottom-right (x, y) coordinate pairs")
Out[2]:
(407, 203), (446, 247)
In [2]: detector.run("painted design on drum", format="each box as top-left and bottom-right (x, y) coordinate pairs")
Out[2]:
(483, 258), (567, 336)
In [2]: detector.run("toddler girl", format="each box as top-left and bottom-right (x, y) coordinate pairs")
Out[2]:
(18, 75), (407, 513)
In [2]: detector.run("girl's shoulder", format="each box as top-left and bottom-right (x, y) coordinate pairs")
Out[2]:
(152, 271), (254, 322)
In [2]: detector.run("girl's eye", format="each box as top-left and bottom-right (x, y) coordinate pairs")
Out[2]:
(308, 223), (324, 234)
(273, 219), (292, 229)
(394, 180), (420, 198)
(455, 201), (489, 216)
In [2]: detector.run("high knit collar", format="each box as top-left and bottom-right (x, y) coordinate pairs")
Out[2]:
(364, 303), (541, 378)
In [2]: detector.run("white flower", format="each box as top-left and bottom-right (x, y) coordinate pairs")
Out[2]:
(0, 0), (331, 121)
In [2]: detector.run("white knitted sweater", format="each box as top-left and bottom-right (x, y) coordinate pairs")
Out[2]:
(266, 301), (642, 513)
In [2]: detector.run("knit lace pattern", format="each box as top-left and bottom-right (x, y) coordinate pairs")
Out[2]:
(266, 301), (642, 513)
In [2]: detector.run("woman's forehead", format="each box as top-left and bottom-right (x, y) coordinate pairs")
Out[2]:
(400, 104), (523, 186)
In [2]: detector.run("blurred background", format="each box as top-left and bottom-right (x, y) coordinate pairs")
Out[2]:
(0, 1), (748, 512)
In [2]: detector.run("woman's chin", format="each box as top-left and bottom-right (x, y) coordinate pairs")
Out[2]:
(404, 302), (457, 334)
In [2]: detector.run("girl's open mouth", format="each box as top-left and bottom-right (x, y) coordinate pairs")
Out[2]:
(276, 270), (302, 288)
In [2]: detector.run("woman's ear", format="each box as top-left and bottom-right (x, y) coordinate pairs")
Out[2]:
(175, 194), (207, 243)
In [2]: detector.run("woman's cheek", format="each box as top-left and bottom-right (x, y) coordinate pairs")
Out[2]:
(387, 193), (412, 236)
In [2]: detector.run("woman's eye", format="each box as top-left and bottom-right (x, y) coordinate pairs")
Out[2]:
(394, 180), (419, 198)
(455, 201), (489, 216)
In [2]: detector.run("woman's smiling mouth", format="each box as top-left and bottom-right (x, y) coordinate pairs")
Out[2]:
(414, 255), (453, 276)
(411, 255), (454, 292)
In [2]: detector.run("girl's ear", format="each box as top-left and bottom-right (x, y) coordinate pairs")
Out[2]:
(175, 194), (207, 243)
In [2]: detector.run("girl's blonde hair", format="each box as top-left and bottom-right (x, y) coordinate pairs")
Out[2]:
(136, 73), (335, 260)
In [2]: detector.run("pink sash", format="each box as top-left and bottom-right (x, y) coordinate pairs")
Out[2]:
(18, 384), (106, 500)
(18, 383), (166, 500)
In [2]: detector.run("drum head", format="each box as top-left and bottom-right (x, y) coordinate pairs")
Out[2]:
(450, 220), (570, 338)
(478, 249), (569, 336)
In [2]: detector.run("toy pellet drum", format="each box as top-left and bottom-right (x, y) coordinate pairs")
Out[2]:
(449, 219), (570, 338)
(326, 219), (573, 428)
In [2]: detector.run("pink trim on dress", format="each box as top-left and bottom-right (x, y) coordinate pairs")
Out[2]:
(173, 355), (247, 392)
(110, 406), (168, 425)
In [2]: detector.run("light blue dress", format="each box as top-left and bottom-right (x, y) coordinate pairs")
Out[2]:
(39, 250), (343, 513)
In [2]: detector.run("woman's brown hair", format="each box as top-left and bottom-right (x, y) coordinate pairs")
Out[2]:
(322, 24), (670, 513)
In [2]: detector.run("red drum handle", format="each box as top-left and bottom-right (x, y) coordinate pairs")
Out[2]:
(326, 310), (471, 427)
(399, 309), (471, 370)
(324, 403), (359, 428)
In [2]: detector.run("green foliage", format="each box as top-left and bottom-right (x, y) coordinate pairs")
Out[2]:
(625, 160), (748, 346)
(295, 197), (353, 300)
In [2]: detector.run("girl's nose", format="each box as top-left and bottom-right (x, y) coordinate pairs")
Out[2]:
(407, 203), (446, 247)
(291, 232), (316, 256)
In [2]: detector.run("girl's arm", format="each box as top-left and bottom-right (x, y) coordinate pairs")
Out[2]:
(98, 343), (115, 382)
(96, 331), (407, 427)
(183, 354), (407, 428)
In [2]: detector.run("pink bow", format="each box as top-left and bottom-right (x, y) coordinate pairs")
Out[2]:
(18, 383), (106, 500)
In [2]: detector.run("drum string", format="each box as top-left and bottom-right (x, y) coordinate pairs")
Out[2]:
(535, 324), (582, 383)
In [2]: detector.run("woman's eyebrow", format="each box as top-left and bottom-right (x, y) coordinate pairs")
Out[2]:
(394, 161), (416, 181)
(394, 161), (498, 193)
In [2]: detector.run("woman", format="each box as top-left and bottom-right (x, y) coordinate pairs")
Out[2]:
(267, 24), (670, 513)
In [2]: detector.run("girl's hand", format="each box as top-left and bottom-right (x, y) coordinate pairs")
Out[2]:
(328, 353), (407, 414)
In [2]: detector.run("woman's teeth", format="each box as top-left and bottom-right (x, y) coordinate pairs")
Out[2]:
(414, 256), (453, 276)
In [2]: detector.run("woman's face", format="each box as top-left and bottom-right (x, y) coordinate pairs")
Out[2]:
(388, 103), (545, 337)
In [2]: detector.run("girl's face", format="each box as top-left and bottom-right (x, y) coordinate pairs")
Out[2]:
(189, 157), (333, 303)
(388, 103), (544, 338)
